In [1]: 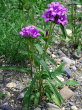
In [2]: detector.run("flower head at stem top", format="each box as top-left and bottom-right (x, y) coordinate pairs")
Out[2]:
(42, 2), (68, 26)
(57, 14), (68, 26)
(19, 25), (41, 38)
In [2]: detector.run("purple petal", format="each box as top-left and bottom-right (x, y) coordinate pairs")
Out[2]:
(37, 33), (41, 36)
(50, 17), (55, 21)
(42, 13), (46, 18)
(19, 32), (24, 36)
(45, 18), (49, 23)
(22, 28), (25, 31)
(51, 12), (56, 17)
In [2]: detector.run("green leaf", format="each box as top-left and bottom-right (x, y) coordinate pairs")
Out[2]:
(55, 62), (66, 72)
(0, 94), (7, 99)
(41, 74), (49, 79)
(78, 45), (81, 55)
(51, 83), (64, 103)
(66, 40), (74, 45)
(23, 74), (37, 107)
(34, 44), (43, 55)
(66, 80), (79, 85)
(46, 80), (62, 106)
(50, 74), (64, 86)
(0, 66), (31, 74)
(19, 51), (32, 57)
(51, 71), (66, 76)
(45, 88), (52, 102)
(51, 94), (61, 106)
(40, 38), (46, 45)
(34, 92), (40, 108)
(30, 93), (36, 101)
(34, 54), (51, 78)
(21, 87), (29, 92)
(75, 24), (81, 32)
(60, 23), (67, 39)
(45, 55), (57, 67)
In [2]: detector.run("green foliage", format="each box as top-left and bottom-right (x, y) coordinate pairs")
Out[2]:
(60, 23), (67, 39)
(34, 44), (43, 55)
(0, 94), (7, 99)
(45, 55), (57, 67)
(34, 53), (51, 78)
(46, 80), (64, 106)
(66, 3), (82, 54)
(0, 66), (31, 74)
(66, 80), (79, 85)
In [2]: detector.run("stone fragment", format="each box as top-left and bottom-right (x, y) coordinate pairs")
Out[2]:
(63, 67), (72, 78)
(0, 103), (11, 110)
(65, 51), (70, 57)
(61, 57), (75, 65)
(76, 96), (81, 104)
(17, 91), (27, 99)
(6, 82), (17, 88)
(50, 48), (54, 53)
(58, 50), (66, 57)
(56, 61), (61, 65)
(15, 85), (23, 90)
(56, 76), (64, 82)
(60, 87), (73, 100)
(66, 29), (72, 36)
(47, 103), (60, 110)
(71, 105), (78, 110)
(69, 102), (74, 106)
(61, 107), (65, 110)
(34, 107), (41, 110)
(60, 41), (66, 46)
(71, 66), (77, 71)
(47, 50), (51, 56)
(72, 51), (81, 59)
(51, 54), (56, 59)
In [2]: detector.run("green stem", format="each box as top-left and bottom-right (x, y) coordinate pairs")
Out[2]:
(22, 6), (33, 78)
(74, 5), (77, 43)
(71, 0), (73, 40)
(38, 51), (40, 72)
(29, 11), (35, 26)
(43, 21), (53, 60)
(31, 38), (34, 64)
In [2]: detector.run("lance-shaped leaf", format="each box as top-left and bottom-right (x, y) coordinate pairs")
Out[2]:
(0, 66), (31, 74)
(45, 55), (57, 66)
(46, 80), (64, 106)
(34, 53), (51, 78)
(60, 23), (67, 39)
(23, 74), (37, 108)
(34, 92), (40, 108)
(66, 80), (79, 85)
(34, 44), (43, 55)
(78, 45), (81, 55)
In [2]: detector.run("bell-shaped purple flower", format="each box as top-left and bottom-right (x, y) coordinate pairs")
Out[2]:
(29, 28), (41, 38)
(19, 25), (41, 38)
(57, 14), (68, 26)
(42, 9), (55, 23)
(42, 2), (68, 26)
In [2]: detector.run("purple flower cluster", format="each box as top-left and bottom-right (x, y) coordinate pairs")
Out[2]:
(19, 26), (41, 38)
(42, 2), (68, 26)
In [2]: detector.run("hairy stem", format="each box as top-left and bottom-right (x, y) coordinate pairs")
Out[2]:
(43, 21), (53, 60)
(22, 6), (33, 78)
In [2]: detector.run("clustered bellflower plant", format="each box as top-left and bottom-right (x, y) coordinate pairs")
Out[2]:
(42, 2), (68, 26)
(19, 26), (41, 38)
(0, 1), (79, 110)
